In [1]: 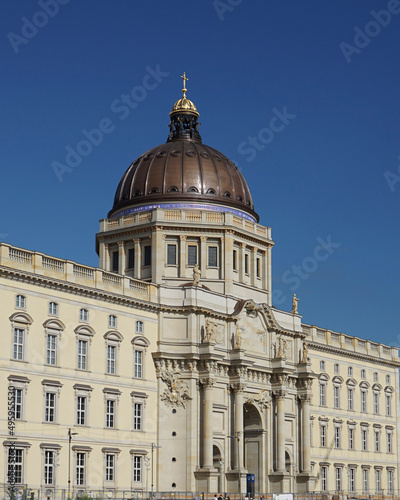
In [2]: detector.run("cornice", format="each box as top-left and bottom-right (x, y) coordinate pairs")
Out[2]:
(308, 341), (400, 368)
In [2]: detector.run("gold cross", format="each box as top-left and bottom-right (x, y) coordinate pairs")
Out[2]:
(181, 72), (188, 90)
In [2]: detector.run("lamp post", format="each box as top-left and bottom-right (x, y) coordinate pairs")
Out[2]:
(67, 428), (78, 498)
(228, 433), (241, 500)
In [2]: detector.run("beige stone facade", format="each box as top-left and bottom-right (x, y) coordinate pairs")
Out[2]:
(1, 89), (399, 497)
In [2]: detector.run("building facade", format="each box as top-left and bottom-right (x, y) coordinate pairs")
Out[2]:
(1, 79), (399, 496)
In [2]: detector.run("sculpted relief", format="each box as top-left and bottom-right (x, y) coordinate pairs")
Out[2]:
(159, 370), (192, 408)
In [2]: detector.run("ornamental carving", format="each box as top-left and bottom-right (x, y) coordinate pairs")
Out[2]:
(159, 370), (192, 409)
(298, 393), (312, 404)
(204, 319), (223, 344)
(247, 390), (271, 411)
(234, 317), (245, 349)
(231, 382), (247, 393)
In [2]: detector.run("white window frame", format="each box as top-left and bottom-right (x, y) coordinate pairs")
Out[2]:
(133, 455), (142, 482)
(76, 395), (87, 426)
(44, 392), (56, 423)
(105, 453), (115, 481)
(48, 302), (58, 317)
(46, 333), (57, 366)
(107, 344), (116, 375)
(44, 449), (55, 485)
(347, 388), (354, 410)
(106, 399), (116, 428)
(333, 385), (340, 409)
(387, 431), (393, 453)
(319, 383), (326, 406)
(361, 368), (366, 379)
(79, 308), (89, 322)
(13, 327), (25, 361)
(334, 426), (341, 449)
(348, 366), (353, 377)
(335, 467), (342, 492)
(361, 428), (368, 451)
(75, 451), (86, 486)
(320, 360), (325, 372)
(320, 424), (327, 447)
(75, 325), (95, 371)
(8, 376), (30, 421)
(386, 394), (392, 416)
(374, 430), (380, 452)
(15, 294), (26, 309)
(348, 427), (354, 450)
(108, 315), (117, 328)
(375, 469), (381, 493)
(321, 466), (328, 491)
(334, 363), (339, 374)
(362, 468), (369, 492)
(361, 390), (367, 412)
(136, 320), (144, 334)
(134, 350), (143, 379)
(373, 392), (380, 414)
(348, 468), (356, 492)
(133, 402), (143, 431)
(8, 447), (25, 485)
(388, 469), (394, 493)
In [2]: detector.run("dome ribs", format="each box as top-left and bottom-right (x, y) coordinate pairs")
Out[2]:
(109, 141), (259, 222)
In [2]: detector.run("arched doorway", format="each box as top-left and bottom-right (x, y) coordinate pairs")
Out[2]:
(213, 444), (224, 493)
(244, 404), (263, 494)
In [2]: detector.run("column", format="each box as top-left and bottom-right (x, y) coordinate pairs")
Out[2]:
(250, 247), (257, 287)
(267, 247), (272, 305)
(239, 243), (245, 283)
(202, 378), (215, 468)
(301, 394), (311, 473)
(200, 237), (207, 278)
(99, 242), (105, 270)
(275, 390), (286, 472)
(133, 239), (141, 279)
(179, 236), (186, 278)
(104, 244), (110, 271)
(233, 383), (245, 470)
(224, 231), (234, 294)
(118, 241), (125, 275)
(152, 227), (163, 282)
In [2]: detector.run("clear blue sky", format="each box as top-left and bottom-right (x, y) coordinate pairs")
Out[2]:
(1, 1), (400, 346)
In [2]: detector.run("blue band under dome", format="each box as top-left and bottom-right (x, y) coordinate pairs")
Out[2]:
(111, 202), (257, 222)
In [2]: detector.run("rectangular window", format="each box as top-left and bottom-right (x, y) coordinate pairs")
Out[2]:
(49, 302), (58, 316)
(45, 392), (55, 423)
(348, 388), (354, 410)
(106, 400), (115, 428)
(387, 432), (392, 453)
(44, 450), (54, 485)
(361, 369), (366, 379)
(361, 390), (367, 412)
(348, 366), (353, 377)
(78, 340), (87, 370)
(256, 257), (261, 277)
(128, 248), (135, 269)
(208, 246), (218, 267)
(386, 395), (391, 416)
(375, 469), (381, 493)
(386, 374), (390, 384)
(79, 308), (89, 322)
(388, 470), (394, 493)
(112, 251), (119, 273)
(15, 388), (23, 420)
(362, 469), (368, 492)
(319, 383), (326, 406)
(77, 396), (86, 425)
(107, 345), (116, 374)
(167, 244), (177, 265)
(334, 386), (340, 408)
(233, 249), (237, 270)
(374, 431), (380, 452)
(47, 334), (57, 365)
(362, 429), (367, 451)
(16, 295), (26, 309)
(13, 328), (24, 360)
(335, 467), (342, 492)
(133, 455), (142, 482)
(334, 427), (341, 449)
(105, 454), (115, 481)
(320, 360), (325, 371)
(136, 320), (144, 333)
(373, 393), (379, 414)
(187, 245), (197, 266)
(349, 428), (354, 450)
(76, 452), (85, 486)
(134, 350), (143, 378)
(334, 363), (339, 374)
(320, 425), (326, 447)
(8, 448), (23, 484)
(108, 315), (117, 328)
(349, 468), (356, 493)
(134, 403), (142, 431)
(144, 245), (151, 266)
(244, 254), (249, 274)
(321, 466), (328, 491)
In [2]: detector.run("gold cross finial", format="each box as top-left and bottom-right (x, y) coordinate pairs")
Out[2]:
(181, 72), (188, 98)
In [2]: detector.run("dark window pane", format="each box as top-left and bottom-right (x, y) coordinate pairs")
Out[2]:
(112, 251), (119, 272)
(128, 248), (135, 269)
(245, 254), (249, 274)
(167, 244), (177, 265)
(256, 258), (261, 277)
(144, 246), (151, 266)
(208, 246), (217, 267)
(188, 245), (197, 266)
(233, 250), (237, 270)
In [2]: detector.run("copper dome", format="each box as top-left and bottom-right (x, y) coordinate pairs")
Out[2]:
(109, 77), (259, 222)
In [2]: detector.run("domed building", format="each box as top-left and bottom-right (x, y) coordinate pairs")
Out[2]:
(0, 75), (399, 498)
